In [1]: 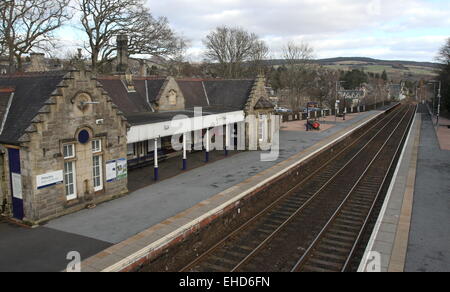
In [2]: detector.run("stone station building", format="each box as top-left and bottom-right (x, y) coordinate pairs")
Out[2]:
(0, 70), (276, 224)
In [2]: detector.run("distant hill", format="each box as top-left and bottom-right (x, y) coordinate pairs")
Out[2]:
(266, 57), (439, 80)
(315, 57), (437, 68)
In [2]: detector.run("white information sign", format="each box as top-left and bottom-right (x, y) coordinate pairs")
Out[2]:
(106, 160), (117, 183)
(36, 170), (64, 190)
(12, 173), (23, 199)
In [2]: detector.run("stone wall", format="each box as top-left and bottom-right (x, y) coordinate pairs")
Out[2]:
(0, 148), (8, 215)
(0, 145), (12, 218)
(244, 75), (277, 150)
(157, 77), (186, 112)
(18, 70), (129, 224)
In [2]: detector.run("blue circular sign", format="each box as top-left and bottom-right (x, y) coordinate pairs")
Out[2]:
(78, 130), (90, 144)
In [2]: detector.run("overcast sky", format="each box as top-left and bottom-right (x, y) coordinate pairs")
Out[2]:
(143, 0), (450, 62)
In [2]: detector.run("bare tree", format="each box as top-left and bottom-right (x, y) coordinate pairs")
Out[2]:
(77, 0), (183, 72)
(247, 40), (269, 77)
(437, 38), (450, 113)
(364, 75), (388, 106)
(283, 41), (314, 67)
(165, 38), (190, 77)
(437, 38), (450, 65)
(78, 0), (140, 72)
(311, 68), (340, 108)
(203, 26), (268, 78)
(0, 0), (70, 72)
(280, 41), (315, 110)
(0, 29), (6, 56)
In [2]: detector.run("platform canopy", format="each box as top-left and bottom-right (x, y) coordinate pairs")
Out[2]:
(127, 110), (245, 144)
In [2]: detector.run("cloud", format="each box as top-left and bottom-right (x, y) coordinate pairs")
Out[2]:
(146, 0), (450, 61)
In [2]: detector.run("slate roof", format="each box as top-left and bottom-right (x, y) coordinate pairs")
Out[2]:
(177, 80), (209, 108)
(126, 106), (238, 126)
(134, 78), (166, 103)
(177, 79), (255, 110)
(0, 72), (66, 145)
(204, 80), (254, 109)
(0, 88), (14, 132)
(254, 96), (275, 109)
(97, 77), (164, 115)
(0, 73), (264, 144)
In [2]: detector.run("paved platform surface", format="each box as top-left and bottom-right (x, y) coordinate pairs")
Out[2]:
(0, 109), (384, 272)
(47, 111), (377, 245)
(128, 150), (242, 193)
(281, 112), (362, 132)
(434, 116), (450, 151)
(0, 218), (111, 272)
(405, 105), (450, 272)
(361, 105), (450, 273)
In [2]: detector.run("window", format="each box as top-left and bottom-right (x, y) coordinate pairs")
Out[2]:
(93, 155), (103, 192)
(63, 144), (75, 159)
(141, 141), (149, 156)
(127, 144), (135, 156)
(92, 139), (102, 153)
(258, 115), (266, 142)
(168, 90), (177, 105)
(64, 161), (77, 200)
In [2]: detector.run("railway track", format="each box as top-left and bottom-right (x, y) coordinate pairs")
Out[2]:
(181, 105), (416, 272)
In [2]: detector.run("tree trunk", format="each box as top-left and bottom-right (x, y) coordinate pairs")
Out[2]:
(16, 54), (23, 72)
(8, 47), (15, 74)
(91, 50), (99, 73)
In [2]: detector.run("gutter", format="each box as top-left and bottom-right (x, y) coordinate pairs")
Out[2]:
(145, 80), (155, 112)
(0, 92), (15, 136)
(202, 81), (210, 106)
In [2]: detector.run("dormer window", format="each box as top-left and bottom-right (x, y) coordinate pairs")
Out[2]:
(122, 73), (136, 93)
(168, 90), (177, 105)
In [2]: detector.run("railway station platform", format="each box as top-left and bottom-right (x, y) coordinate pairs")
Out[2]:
(0, 107), (391, 272)
(71, 109), (390, 272)
(360, 104), (450, 272)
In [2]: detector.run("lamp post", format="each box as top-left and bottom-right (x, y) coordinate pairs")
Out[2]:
(428, 80), (442, 129)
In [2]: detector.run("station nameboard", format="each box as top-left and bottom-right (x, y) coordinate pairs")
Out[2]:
(36, 170), (64, 190)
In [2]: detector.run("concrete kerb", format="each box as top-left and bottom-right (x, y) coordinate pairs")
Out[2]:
(80, 106), (397, 272)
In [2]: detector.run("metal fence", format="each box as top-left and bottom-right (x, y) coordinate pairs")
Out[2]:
(280, 102), (391, 123)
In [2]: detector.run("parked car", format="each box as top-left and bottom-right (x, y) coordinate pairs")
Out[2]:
(275, 107), (293, 113)
(304, 107), (322, 113)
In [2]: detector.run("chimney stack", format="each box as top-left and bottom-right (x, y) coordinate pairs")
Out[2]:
(116, 34), (129, 73)
(139, 59), (147, 77)
(29, 53), (46, 72)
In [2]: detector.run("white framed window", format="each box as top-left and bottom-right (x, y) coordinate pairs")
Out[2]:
(63, 144), (75, 159)
(64, 161), (77, 200)
(141, 141), (148, 156)
(93, 155), (103, 192)
(92, 139), (102, 153)
(258, 114), (266, 142)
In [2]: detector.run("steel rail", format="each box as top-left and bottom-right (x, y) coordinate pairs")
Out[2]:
(180, 105), (402, 272)
(228, 107), (408, 272)
(340, 105), (417, 272)
(290, 106), (414, 272)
